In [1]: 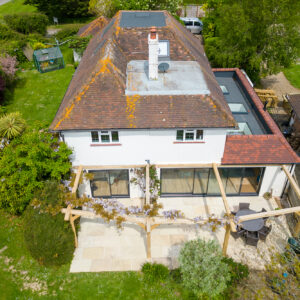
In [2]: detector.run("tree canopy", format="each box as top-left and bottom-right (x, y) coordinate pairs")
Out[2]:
(202, 0), (300, 82)
(0, 125), (72, 214)
(89, 0), (182, 17)
(24, 0), (90, 18)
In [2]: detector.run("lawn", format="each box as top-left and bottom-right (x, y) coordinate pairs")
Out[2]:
(283, 64), (300, 90)
(0, 0), (36, 17)
(5, 65), (74, 126)
(0, 210), (192, 299)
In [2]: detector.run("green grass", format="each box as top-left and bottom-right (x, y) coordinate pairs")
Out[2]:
(283, 64), (300, 89)
(4, 64), (74, 126)
(0, 0), (36, 17)
(0, 210), (192, 299)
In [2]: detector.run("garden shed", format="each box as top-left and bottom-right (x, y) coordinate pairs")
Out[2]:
(33, 47), (65, 73)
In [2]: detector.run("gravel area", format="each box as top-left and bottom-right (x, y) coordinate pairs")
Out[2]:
(260, 72), (300, 100)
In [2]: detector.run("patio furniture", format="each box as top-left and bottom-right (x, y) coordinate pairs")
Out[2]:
(246, 231), (259, 247)
(258, 225), (272, 241)
(231, 228), (246, 239)
(236, 209), (264, 232)
(260, 208), (268, 221)
(239, 202), (250, 210)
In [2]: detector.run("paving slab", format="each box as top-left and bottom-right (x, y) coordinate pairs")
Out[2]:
(70, 196), (290, 272)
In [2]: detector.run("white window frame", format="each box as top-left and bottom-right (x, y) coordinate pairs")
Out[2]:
(90, 130), (119, 143)
(176, 129), (204, 141)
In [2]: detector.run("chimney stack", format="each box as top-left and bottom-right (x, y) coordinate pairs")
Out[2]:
(148, 26), (159, 80)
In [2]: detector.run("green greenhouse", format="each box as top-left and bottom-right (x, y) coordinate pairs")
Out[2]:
(33, 47), (65, 73)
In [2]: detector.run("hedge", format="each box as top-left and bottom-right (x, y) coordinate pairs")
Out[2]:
(4, 13), (48, 35)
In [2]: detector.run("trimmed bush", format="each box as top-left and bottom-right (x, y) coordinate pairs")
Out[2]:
(24, 206), (74, 267)
(23, 181), (74, 267)
(141, 262), (169, 282)
(55, 24), (82, 40)
(0, 24), (19, 40)
(222, 257), (249, 286)
(178, 239), (231, 298)
(4, 13), (48, 35)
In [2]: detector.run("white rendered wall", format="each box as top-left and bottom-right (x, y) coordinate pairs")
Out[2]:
(259, 165), (292, 197)
(62, 128), (227, 166)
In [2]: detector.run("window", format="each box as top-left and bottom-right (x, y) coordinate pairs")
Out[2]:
(160, 167), (263, 196)
(158, 40), (169, 57)
(194, 21), (201, 26)
(176, 129), (204, 141)
(90, 170), (129, 197)
(227, 123), (252, 135)
(91, 131), (99, 142)
(91, 131), (119, 143)
(220, 85), (229, 94)
(184, 21), (193, 26)
(228, 103), (247, 114)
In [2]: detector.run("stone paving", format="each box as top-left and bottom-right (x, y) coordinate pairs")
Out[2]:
(70, 197), (291, 272)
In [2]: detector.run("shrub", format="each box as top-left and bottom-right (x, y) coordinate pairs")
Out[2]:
(141, 262), (169, 282)
(54, 24), (82, 40)
(0, 112), (26, 140)
(0, 24), (19, 41)
(68, 36), (90, 56)
(0, 55), (18, 82)
(222, 257), (249, 286)
(4, 13), (48, 35)
(178, 239), (231, 298)
(0, 40), (27, 63)
(0, 125), (72, 214)
(24, 196), (74, 267)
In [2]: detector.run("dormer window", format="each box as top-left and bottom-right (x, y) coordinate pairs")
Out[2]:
(176, 129), (204, 141)
(91, 131), (119, 143)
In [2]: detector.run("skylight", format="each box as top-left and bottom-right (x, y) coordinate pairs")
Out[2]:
(228, 103), (247, 114)
(227, 122), (252, 135)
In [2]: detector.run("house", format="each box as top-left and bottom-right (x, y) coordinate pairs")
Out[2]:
(50, 11), (299, 204)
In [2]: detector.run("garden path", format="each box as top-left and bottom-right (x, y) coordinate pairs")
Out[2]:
(0, 0), (11, 6)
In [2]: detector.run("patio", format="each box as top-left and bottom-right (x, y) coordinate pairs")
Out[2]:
(70, 196), (291, 272)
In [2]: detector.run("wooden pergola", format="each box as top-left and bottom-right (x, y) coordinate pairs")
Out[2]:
(62, 163), (300, 258)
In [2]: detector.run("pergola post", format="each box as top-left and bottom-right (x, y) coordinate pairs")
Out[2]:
(145, 163), (150, 205)
(222, 224), (231, 256)
(294, 218), (300, 237)
(212, 163), (236, 232)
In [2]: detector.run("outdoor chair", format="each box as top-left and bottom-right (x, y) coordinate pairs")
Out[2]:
(260, 208), (268, 221)
(258, 225), (272, 241)
(239, 202), (250, 210)
(231, 228), (246, 240)
(245, 231), (259, 247)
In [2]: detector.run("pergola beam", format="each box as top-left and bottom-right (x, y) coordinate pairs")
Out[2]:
(72, 165), (83, 194)
(237, 206), (300, 223)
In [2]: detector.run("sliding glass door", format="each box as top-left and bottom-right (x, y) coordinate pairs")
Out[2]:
(90, 170), (129, 197)
(160, 167), (263, 196)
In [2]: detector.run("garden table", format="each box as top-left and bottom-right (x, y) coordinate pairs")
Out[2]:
(236, 209), (264, 232)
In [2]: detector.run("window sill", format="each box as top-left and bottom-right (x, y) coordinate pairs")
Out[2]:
(173, 141), (205, 144)
(90, 143), (122, 146)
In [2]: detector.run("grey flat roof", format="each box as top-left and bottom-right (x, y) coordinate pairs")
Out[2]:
(120, 12), (166, 28)
(126, 60), (210, 96)
(214, 71), (268, 135)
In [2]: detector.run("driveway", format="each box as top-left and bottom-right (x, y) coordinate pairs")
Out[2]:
(0, 0), (11, 5)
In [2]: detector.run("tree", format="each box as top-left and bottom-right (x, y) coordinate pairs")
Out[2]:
(24, 0), (90, 19)
(202, 0), (300, 82)
(0, 112), (26, 139)
(89, 0), (182, 17)
(178, 239), (231, 298)
(0, 125), (72, 214)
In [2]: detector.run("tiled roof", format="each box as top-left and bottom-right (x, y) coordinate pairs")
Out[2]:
(217, 68), (300, 164)
(287, 94), (300, 119)
(50, 11), (236, 131)
(78, 16), (109, 37)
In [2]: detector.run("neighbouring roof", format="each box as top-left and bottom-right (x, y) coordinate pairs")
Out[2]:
(219, 68), (300, 164)
(287, 94), (300, 119)
(50, 11), (236, 131)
